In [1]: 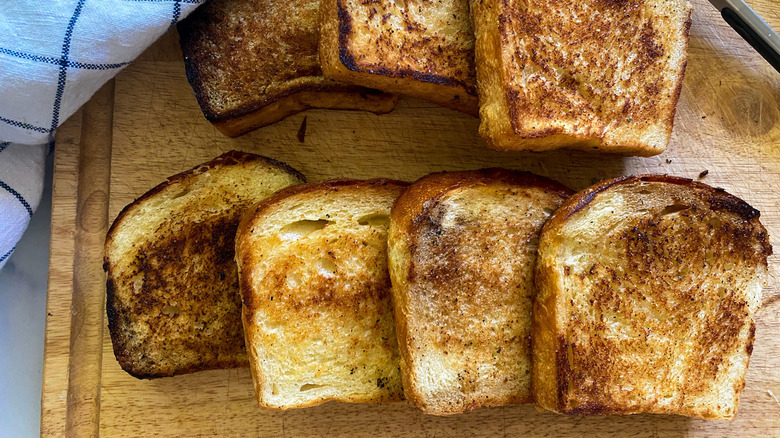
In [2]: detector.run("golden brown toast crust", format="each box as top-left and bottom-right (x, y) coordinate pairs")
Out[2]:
(390, 169), (572, 414)
(320, 0), (478, 115)
(533, 175), (771, 419)
(471, 0), (692, 154)
(178, 0), (397, 136)
(392, 168), (573, 234)
(236, 179), (409, 409)
(105, 151), (305, 378)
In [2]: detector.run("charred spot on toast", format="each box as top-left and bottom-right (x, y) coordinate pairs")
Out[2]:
(337, 0), (357, 70)
(708, 193), (760, 221)
(110, 215), (247, 377)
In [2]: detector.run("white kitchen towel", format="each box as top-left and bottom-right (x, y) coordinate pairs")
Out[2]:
(0, 0), (204, 270)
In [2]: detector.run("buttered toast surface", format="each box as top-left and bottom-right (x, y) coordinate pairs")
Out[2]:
(104, 151), (305, 378)
(389, 169), (572, 414)
(471, 0), (692, 155)
(47, 0), (780, 433)
(320, 0), (478, 114)
(178, 0), (397, 137)
(533, 175), (771, 419)
(236, 179), (408, 409)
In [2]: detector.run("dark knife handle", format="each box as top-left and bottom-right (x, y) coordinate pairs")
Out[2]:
(721, 7), (780, 73)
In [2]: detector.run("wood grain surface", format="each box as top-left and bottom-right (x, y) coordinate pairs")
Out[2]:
(42, 1), (780, 436)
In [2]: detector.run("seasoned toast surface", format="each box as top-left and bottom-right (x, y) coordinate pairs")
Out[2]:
(533, 175), (771, 419)
(236, 179), (408, 409)
(471, 0), (692, 154)
(320, 0), (478, 114)
(178, 0), (397, 137)
(389, 169), (572, 414)
(104, 151), (305, 378)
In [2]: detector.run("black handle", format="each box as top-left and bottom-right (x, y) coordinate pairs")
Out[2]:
(722, 7), (780, 73)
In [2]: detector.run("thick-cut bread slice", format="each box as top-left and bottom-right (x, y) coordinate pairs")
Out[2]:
(104, 151), (305, 378)
(236, 179), (408, 409)
(178, 0), (398, 137)
(471, 0), (692, 155)
(533, 175), (772, 419)
(319, 0), (478, 115)
(388, 169), (572, 415)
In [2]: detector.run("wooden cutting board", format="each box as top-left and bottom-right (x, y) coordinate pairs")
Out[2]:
(41, 1), (780, 436)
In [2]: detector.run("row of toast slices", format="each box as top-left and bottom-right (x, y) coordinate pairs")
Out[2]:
(178, 0), (693, 156)
(105, 151), (771, 419)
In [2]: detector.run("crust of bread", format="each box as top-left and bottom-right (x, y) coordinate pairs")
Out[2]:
(104, 151), (305, 378)
(532, 174), (772, 419)
(178, 0), (397, 137)
(320, 0), (478, 115)
(389, 169), (572, 414)
(236, 179), (409, 409)
(470, 0), (692, 155)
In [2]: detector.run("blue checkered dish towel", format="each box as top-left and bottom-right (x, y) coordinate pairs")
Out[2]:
(0, 0), (204, 270)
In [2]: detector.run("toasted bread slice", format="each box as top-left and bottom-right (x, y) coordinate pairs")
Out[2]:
(178, 0), (398, 137)
(236, 179), (408, 409)
(319, 0), (478, 115)
(471, 0), (692, 155)
(533, 175), (772, 419)
(388, 169), (572, 414)
(104, 151), (305, 378)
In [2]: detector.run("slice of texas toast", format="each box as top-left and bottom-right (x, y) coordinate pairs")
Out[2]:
(236, 179), (407, 409)
(471, 0), (692, 155)
(178, 0), (397, 137)
(388, 169), (572, 414)
(320, 0), (478, 115)
(533, 175), (772, 419)
(104, 151), (305, 378)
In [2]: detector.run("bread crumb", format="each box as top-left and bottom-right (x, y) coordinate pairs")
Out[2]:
(698, 170), (709, 179)
(768, 390), (780, 407)
(297, 116), (307, 143)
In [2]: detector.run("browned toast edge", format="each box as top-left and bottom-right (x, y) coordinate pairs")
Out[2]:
(178, 18), (398, 137)
(209, 88), (398, 137)
(319, 0), (479, 116)
(392, 168), (574, 237)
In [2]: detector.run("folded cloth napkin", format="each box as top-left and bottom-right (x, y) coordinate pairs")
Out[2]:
(0, 0), (204, 270)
